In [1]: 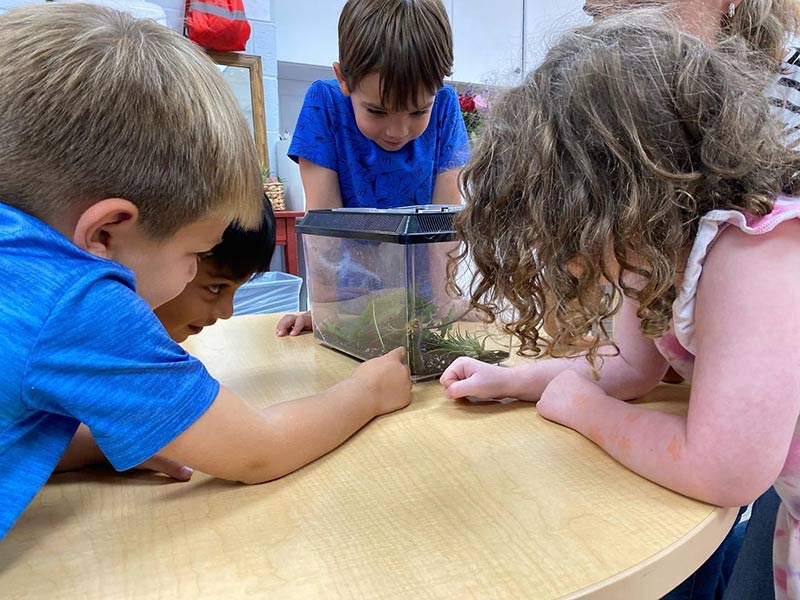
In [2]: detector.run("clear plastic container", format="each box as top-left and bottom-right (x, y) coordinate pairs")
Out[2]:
(296, 205), (509, 380)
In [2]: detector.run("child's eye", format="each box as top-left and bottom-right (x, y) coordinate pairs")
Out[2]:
(206, 284), (222, 295)
(367, 108), (387, 116)
(410, 110), (429, 117)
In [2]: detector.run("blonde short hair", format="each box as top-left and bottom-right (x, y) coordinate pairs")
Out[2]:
(0, 3), (262, 238)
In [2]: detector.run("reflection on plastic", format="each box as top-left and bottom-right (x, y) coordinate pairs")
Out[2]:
(233, 272), (302, 315)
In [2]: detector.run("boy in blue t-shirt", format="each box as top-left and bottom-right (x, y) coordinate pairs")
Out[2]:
(58, 199), (280, 478)
(0, 3), (411, 539)
(279, 0), (469, 336)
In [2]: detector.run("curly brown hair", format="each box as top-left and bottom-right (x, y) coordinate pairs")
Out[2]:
(449, 9), (800, 365)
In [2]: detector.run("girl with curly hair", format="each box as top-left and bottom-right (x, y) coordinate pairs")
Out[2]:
(441, 11), (800, 599)
(579, 4), (800, 598)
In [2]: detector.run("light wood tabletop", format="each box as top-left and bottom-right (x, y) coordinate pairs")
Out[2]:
(0, 314), (737, 600)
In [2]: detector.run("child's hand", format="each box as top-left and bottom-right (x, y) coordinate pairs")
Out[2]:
(275, 311), (313, 337)
(537, 370), (605, 428)
(351, 347), (412, 415)
(440, 357), (511, 400)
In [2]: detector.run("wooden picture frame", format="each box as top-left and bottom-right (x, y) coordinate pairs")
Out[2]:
(207, 51), (269, 170)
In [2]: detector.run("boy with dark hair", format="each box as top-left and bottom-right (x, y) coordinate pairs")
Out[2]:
(156, 196), (277, 342)
(0, 3), (411, 539)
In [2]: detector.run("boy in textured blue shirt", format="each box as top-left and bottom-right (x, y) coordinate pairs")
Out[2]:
(279, 0), (469, 335)
(0, 3), (411, 539)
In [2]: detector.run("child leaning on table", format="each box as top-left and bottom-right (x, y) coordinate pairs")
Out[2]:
(276, 0), (470, 336)
(59, 197), (279, 476)
(439, 10), (800, 599)
(155, 195), (277, 343)
(0, 3), (411, 540)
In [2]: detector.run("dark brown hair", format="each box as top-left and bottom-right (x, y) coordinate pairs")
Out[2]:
(449, 9), (800, 365)
(0, 3), (262, 239)
(338, 0), (453, 111)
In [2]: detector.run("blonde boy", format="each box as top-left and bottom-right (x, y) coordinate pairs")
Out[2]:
(0, 3), (410, 538)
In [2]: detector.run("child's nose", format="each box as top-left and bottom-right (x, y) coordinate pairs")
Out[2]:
(212, 298), (234, 321)
(385, 117), (408, 139)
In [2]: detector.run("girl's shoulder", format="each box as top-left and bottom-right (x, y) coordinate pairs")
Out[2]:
(671, 197), (800, 355)
(698, 196), (800, 235)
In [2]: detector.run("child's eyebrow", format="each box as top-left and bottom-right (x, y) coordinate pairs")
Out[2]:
(363, 101), (387, 111)
(362, 101), (434, 112)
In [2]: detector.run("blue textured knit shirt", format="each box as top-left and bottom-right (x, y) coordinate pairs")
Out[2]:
(288, 80), (469, 207)
(0, 202), (219, 538)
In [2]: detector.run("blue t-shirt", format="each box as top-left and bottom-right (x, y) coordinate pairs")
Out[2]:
(288, 80), (470, 207)
(0, 202), (219, 538)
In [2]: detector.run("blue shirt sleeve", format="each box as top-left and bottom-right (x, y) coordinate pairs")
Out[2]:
(288, 80), (340, 172)
(23, 271), (219, 471)
(434, 86), (470, 173)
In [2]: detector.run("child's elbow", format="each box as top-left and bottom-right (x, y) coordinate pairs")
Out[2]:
(233, 457), (293, 485)
(208, 456), (279, 485)
(699, 457), (781, 508)
(706, 485), (767, 508)
(236, 465), (278, 485)
(617, 369), (669, 401)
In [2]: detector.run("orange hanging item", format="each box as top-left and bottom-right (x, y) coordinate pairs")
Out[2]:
(185, 0), (251, 52)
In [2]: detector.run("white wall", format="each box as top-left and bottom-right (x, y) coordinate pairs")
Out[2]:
(524, 0), (588, 71)
(274, 0), (346, 68)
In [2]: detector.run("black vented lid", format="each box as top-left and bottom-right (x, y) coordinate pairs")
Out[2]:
(295, 204), (462, 244)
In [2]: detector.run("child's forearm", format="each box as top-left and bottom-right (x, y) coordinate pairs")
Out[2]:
(561, 392), (757, 507)
(509, 353), (665, 402)
(163, 352), (411, 486)
(241, 379), (382, 483)
(54, 424), (105, 472)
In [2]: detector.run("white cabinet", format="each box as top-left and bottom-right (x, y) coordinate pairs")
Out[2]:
(450, 0), (524, 85)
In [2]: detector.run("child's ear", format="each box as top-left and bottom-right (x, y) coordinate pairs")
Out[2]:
(333, 62), (351, 96)
(72, 198), (140, 259)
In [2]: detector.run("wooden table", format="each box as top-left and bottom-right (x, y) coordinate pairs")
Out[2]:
(274, 210), (303, 275)
(0, 315), (737, 599)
